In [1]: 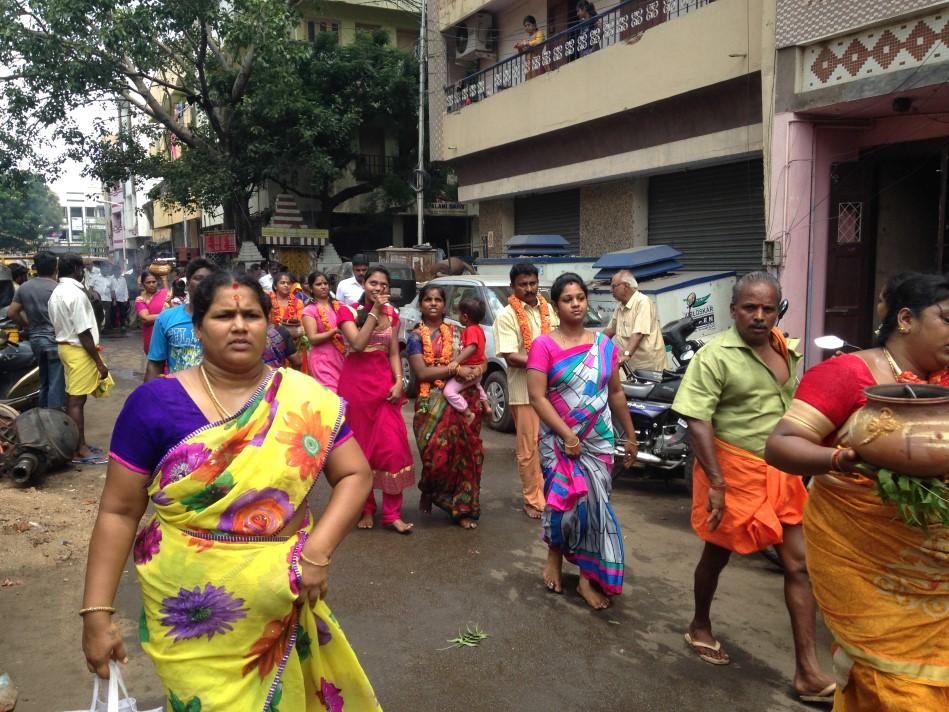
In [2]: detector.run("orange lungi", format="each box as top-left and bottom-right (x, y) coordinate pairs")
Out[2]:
(691, 438), (808, 554)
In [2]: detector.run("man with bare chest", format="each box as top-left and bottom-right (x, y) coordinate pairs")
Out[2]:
(671, 272), (836, 703)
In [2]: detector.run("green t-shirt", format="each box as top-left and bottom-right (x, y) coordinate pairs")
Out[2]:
(672, 326), (801, 457)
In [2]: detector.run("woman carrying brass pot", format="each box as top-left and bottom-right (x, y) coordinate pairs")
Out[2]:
(765, 272), (949, 711)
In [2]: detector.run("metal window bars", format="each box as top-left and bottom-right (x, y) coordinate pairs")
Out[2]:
(445, 0), (714, 113)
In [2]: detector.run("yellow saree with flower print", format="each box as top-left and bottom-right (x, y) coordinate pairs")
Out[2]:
(132, 368), (380, 712)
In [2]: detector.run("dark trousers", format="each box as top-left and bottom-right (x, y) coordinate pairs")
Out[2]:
(109, 301), (128, 331)
(29, 336), (66, 408)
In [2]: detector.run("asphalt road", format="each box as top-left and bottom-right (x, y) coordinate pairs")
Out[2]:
(1, 333), (832, 711)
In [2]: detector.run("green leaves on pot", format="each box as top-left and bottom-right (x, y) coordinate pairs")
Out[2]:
(874, 468), (949, 530)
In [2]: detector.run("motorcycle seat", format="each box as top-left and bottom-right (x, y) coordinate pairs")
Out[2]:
(633, 369), (663, 382)
(622, 382), (654, 399)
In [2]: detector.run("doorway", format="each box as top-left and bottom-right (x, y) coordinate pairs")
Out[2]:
(824, 138), (948, 348)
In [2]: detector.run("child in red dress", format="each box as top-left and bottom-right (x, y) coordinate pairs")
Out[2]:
(444, 296), (489, 423)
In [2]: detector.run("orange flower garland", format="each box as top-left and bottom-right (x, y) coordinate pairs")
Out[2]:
(316, 300), (347, 354)
(418, 323), (454, 399)
(269, 293), (303, 325)
(508, 294), (551, 352)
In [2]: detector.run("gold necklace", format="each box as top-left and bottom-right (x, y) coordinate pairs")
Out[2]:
(881, 347), (904, 380)
(199, 364), (233, 419)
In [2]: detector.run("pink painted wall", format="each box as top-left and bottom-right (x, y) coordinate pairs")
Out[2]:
(769, 111), (949, 365)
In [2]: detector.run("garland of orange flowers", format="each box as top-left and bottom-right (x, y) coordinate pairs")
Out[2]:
(508, 294), (551, 352)
(270, 293), (303, 325)
(417, 322), (454, 399)
(316, 300), (347, 353)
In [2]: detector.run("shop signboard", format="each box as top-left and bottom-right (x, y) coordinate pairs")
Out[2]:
(203, 230), (237, 253)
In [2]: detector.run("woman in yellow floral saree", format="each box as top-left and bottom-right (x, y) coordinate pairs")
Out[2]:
(766, 273), (949, 711)
(82, 272), (380, 711)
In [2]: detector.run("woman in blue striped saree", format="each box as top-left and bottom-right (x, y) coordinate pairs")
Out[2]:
(526, 273), (638, 610)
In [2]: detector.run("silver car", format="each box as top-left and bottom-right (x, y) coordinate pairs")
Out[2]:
(398, 276), (607, 432)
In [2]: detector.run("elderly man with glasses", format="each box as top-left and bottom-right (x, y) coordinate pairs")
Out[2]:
(603, 270), (667, 372)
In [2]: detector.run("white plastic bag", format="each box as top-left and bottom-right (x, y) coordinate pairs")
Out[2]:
(63, 662), (162, 712)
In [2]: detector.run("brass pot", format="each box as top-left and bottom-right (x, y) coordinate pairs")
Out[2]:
(148, 263), (172, 277)
(849, 384), (949, 476)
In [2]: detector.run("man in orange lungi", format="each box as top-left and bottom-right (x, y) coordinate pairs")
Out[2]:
(672, 272), (836, 704)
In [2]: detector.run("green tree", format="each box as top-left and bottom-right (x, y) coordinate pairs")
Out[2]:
(0, 170), (62, 251)
(0, 1), (419, 241)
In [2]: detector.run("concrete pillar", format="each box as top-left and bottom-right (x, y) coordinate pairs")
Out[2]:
(631, 176), (649, 248)
(392, 216), (404, 247)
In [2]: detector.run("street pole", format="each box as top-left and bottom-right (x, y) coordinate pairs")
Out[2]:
(416, 0), (427, 245)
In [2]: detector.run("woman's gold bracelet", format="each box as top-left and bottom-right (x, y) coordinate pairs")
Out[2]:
(565, 437), (581, 448)
(79, 606), (116, 617)
(299, 551), (332, 568)
(366, 312), (378, 321)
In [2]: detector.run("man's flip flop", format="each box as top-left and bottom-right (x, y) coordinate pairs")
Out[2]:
(684, 632), (730, 665)
(798, 683), (835, 704)
(72, 454), (108, 465)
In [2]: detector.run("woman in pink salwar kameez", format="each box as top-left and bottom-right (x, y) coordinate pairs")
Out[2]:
(336, 266), (415, 534)
(302, 272), (346, 392)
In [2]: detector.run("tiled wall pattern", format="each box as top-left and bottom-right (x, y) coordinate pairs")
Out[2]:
(800, 8), (949, 90)
(776, 0), (939, 49)
(578, 181), (638, 257)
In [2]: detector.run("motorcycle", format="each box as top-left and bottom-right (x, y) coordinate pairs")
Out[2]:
(613, 316), (699, 489)
(0, 308), (40, 411)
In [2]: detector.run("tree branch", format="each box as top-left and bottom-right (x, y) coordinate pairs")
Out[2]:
(196, 20), (226, 142)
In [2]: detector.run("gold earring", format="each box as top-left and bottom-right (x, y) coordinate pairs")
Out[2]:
(898, 325), (910, 334)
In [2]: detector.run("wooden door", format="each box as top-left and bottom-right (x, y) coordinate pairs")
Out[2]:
(823, 161), (876, 348)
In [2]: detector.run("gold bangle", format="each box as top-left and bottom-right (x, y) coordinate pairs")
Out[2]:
(299, 551), (331, 568)
(366, 312), (378, 321)
(79, 606), (116, 617)
(565, 437), (580, 448)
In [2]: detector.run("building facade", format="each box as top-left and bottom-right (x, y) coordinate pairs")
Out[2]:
(52, 185), (109, 255)
(767, 0), (949, 363)
(430, 0), (774, 269)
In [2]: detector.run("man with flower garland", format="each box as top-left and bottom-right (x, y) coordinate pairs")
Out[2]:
(494, 263), (558, 519)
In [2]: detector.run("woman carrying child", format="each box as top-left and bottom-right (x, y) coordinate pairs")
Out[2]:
(442, 296), (489, 424)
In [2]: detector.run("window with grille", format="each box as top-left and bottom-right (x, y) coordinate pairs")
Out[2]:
(307, 20), (340, 41)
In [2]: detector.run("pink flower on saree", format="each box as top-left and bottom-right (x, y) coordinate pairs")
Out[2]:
(218, 488), (293, 536)
(133, 520), (161, 565)
(275, 402), (332, 480)
(158, 442), (211, 488)
(319, 678), (344, 711)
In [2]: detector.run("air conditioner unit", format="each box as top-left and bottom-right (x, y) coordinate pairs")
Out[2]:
(455, 13), (495, 63)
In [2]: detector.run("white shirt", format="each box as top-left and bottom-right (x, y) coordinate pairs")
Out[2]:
(89, 272), (112, 301)
(259, 273), (274, 291)
(49, 277), (99, 346)
(110, 275), (129, 302)
(336, 276), (364, 306)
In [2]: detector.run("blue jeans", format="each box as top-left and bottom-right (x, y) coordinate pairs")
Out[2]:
(30, 336), (66, 408)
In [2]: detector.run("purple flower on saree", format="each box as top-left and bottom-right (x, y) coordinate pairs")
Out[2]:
(316, 616), (333, 645)
(133, 520), (162, 565)
(159, 442), (211, 488)
(218, 488), (293, 536)
(250, 386), (280, 447)
(159, 583), (247, 641)
(319, 678), (344, 712)
(151, 490), (173, 506)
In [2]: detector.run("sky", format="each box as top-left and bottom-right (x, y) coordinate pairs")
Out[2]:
(47, 100), (113, 201)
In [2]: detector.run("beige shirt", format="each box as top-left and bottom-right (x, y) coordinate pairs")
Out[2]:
(49, 277), (99, 347)
(494, 300), (559, 405)
(607, 290), (667, 372)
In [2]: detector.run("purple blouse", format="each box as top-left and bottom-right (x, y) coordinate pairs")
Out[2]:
(109, 375), (351, 479)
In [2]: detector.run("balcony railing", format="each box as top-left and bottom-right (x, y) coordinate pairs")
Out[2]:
(445, 0), (713, 113)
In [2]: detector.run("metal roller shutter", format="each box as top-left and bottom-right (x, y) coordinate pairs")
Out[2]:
(648, 159), (766, 273)
(514, 189), (581, 253)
